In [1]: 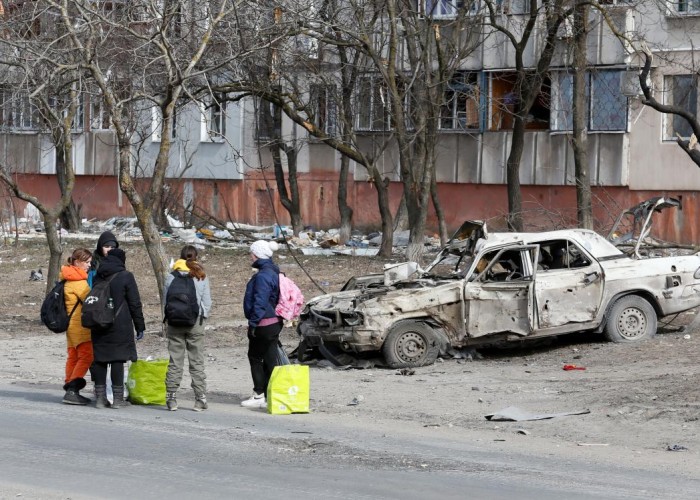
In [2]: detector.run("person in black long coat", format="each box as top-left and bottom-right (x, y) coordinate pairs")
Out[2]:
(90, 248), (145, 409)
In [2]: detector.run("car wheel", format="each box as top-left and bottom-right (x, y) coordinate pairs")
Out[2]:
(382, 322), (439, 368)
(604, 295), (657, 343)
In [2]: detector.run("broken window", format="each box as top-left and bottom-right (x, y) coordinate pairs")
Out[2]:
(440, 72), (482, 131)
(537, 240), (591, 271)
(664, 75), (697, 140)
(475, 247), (534, 283)
(489, 72), (551, 131)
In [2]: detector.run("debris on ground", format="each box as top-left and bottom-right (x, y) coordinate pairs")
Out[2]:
(29, 269), (44, 281)
(666, 444), (689, 452)
(563, 364), (586, 371)
(485, 406), (591, 422)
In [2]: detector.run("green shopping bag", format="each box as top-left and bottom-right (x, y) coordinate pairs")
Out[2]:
(127, 359), (169, 405)
(267, 365), (310, 415)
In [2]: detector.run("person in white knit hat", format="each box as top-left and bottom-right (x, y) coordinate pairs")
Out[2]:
(241, 240), (282, 408)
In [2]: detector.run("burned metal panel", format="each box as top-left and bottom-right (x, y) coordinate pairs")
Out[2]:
(601, 255), (700, 317)
(533, 133), (565, 185)
(345, 282), (465, 344)
(534, 267), (604, 328)
(465, 283), (531, 337)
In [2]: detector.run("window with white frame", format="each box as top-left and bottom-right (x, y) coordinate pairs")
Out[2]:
(255, 97), (279, 142)
(424, 0), (480, 18)
(309, 84), (337, 136)
(90, 97), (111, 130)
(150, 102), (177, 142)
(440, 72), (481, 130)
(356, 76), (390, 131)
(151, 105), (161, 142)
(0, 90), (39, 131)
(551, 69), (627, 132)
(664, 75), (697, 140)
(201, 93), (226, 142)
(676, 1), (700, 14)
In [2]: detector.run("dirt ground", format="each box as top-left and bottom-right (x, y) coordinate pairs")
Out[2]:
(1, 234), (699, 477)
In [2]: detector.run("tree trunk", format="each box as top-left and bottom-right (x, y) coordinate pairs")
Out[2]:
(117, 146), (168, 302)
(369, 165), (393, 257)
(573, 1), (592, 229)
(54, 129), (81, 231)
(271, 144), (303, 235)
(506, 117), (526, 231)
(393, 195), (408, 232)
(337, 155), (353, 245)
(42, 211), (63, 293)
(431, 177), (448, 245)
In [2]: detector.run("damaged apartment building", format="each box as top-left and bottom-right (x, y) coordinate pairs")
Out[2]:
(1, 1), (700, 243)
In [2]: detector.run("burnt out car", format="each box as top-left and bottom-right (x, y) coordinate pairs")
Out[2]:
(298, 198), (700, 368)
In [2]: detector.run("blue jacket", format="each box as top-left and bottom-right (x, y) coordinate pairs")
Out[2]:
(244, 259), (280, 328)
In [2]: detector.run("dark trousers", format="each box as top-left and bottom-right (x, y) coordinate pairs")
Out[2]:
(91, 361), (125, 387)
(247, 322), (283, 395)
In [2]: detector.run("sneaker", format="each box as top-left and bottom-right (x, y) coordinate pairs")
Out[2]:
(193, 398), (208, 412)
(166, 393), (178, 411)
(240, 393), (266, 408)
(62, 390), (87, 406)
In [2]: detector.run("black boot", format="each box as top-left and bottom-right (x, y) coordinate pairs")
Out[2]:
(62, 389), (87, 405)
(111, 385), (131, 408)
(62, 378), (88, 405)
(95, 384), (111, 409)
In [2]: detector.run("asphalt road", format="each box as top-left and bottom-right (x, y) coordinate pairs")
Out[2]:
(0, 382), (697, 500)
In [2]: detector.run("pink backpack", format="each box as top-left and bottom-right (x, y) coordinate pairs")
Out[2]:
(276, 273), (305, 321)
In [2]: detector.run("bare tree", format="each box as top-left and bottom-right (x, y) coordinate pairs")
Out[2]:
(47, 0), (242, 298)
(0, 3), (84, 287)
(483, 0), (571, 231)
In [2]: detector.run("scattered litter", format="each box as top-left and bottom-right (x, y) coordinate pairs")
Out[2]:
(28, 269), (44, 281)
(563, 364), (586, 371)
(577, 443), (609, 447)
(683, 334), (691, 340)
(493, 439), (506, 442)
(423, 423), (440, 428)
(667, 444), (688, 452)
(485, 406), (591, 422)
(347, 395), (364, 406)
(291, 431), (313, 434)
(397, 368), (415, 376)
(515, 429), (530, 435)
(471, 386), (480, 391)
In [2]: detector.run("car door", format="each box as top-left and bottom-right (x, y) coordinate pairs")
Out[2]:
(534, 239), (604, 329)
(463, 245), (537, 338)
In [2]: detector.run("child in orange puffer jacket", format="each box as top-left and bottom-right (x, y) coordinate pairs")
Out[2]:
(60, 248), (94, 405)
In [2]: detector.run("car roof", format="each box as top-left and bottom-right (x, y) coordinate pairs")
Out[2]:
(481, 228), (624, 258)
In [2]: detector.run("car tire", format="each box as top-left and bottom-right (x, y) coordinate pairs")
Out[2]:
(382, 322), (439, 368)
(604, 295), (657, 343)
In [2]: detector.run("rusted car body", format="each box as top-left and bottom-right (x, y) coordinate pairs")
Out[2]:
(298, 198), (700, 368)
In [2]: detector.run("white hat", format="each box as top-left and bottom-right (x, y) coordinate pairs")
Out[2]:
(250, 240), (279, 260)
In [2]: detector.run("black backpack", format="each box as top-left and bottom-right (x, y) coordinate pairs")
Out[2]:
(40, 280), (80, 333)
(81, 272), (123, 329)
(164, 271), (199, 327)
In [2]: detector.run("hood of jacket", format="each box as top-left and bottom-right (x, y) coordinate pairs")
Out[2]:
(60, 265), (88, 282)
(97, 252), (126, 278)
(96, 231), (119, 254)
(172, 259), (190, 272)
